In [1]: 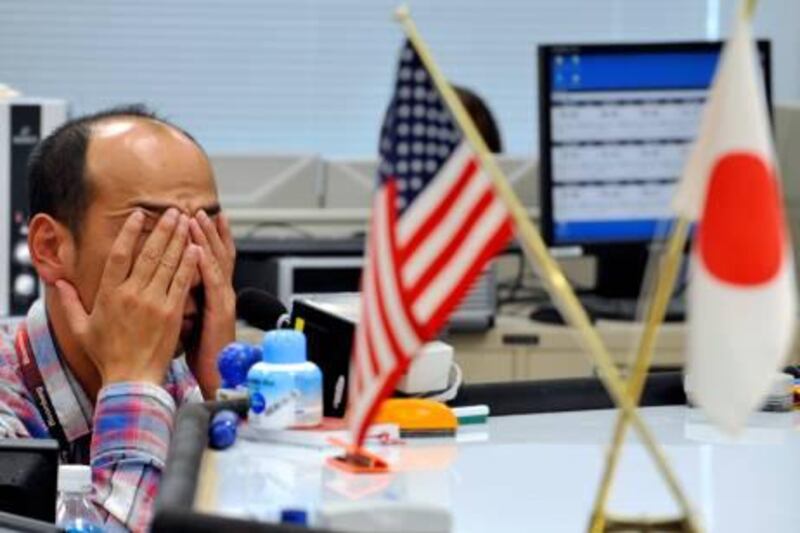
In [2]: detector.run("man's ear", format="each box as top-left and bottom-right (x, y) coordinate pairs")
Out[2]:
(28, 214), (76, 285)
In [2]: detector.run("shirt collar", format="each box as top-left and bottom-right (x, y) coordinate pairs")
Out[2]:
(25, 299), (93, 442)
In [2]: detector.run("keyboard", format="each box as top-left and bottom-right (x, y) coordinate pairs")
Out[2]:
(530, 295), (685, 324)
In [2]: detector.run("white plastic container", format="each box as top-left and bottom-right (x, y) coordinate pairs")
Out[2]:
(247, 330), (322, 429)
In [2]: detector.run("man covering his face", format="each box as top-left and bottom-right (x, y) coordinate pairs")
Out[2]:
(0, 105), (236, 531)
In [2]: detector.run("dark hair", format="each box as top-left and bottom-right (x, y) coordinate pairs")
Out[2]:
(27, 104), (202, 238)
(453, 85), (503, 153)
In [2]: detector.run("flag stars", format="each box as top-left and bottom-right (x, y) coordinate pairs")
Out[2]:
(378, 42), (460, 207)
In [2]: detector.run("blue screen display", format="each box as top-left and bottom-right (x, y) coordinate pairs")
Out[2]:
(546, 46), (730, 246)
(554, 219), (675, 243)
(551, 51), (720, 92)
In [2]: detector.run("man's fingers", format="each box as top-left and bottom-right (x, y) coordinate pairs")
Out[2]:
(190, 217), (224, 281)
(216, 212), (236, 268)
(130, 208), (180, 288)
(196, 210), (228, 270)
(149, 214), (190, 294)
(100, 211), (145, 289)
(54, 280), (89, 336)
(167, 244), (200, 306)
(196, 239), (224, 290)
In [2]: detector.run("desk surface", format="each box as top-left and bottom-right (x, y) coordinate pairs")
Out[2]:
(198, 406), (800, 532)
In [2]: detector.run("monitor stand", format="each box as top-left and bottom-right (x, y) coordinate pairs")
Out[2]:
(530, 244), (685, 323)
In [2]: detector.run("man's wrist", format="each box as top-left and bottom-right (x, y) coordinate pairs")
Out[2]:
(101, 368), (168, 388)
(92, 382), (176, 466)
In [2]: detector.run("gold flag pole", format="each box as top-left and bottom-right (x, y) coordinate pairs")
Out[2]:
(393, 5), (701, 531)
(588, 219), (691, 533)
(588, 0), (761, 530)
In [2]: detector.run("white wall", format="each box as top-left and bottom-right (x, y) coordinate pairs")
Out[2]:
(0, 1), (795, 157)
(719, 0), (800, 103)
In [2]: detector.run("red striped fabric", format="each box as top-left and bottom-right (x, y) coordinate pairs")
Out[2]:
(348, 148), (513, 445)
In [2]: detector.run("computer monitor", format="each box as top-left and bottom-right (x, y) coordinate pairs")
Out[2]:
(538, 41), (772, 299)
(0, 438), (59, 523)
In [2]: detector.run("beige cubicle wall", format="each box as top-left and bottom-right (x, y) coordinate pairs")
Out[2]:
(224, 103), (800, 385)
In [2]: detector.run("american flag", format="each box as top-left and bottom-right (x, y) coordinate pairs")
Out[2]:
(348, 40), (514, 445)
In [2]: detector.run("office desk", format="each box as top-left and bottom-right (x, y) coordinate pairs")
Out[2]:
(190, 406), (800, 532)
(448, 314), (686, 383)
(448, 311), (800, 384)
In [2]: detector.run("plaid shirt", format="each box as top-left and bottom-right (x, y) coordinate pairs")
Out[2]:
(0, 300), (203, 532)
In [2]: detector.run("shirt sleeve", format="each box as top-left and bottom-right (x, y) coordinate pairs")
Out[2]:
(166, 357), (204, 405)
(90, 382), (177, 532)
(0, 338), (47, 439)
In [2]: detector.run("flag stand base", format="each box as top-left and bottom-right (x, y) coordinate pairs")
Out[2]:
(592, 513), (697, 532)
(326, 438), (390, 474)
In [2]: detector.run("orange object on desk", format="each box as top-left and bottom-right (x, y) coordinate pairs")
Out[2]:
(374, 398), (457, 437)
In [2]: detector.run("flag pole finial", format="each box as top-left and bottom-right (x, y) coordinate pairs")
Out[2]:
(393, 4), (411, 22)
(742, 0), (759, 20)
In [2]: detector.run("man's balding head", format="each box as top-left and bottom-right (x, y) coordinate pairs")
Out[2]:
(26, 104), (219, 329)
(27, 104), (206, 239)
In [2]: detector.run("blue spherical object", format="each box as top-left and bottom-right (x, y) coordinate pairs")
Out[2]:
(246, 344), (263, 367)
(209, 410), (239, 450)
(217, 342), (253, 388)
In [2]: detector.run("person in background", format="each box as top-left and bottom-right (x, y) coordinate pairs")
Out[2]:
(0, 105), (236, 531)
(453, 85), (503, 153)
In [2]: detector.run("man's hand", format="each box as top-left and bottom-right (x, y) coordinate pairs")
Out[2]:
(56, 209), (200, 387)
(187, 210), (236, 398)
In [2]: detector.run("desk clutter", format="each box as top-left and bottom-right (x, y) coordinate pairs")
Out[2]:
(204, 328), (489, 531)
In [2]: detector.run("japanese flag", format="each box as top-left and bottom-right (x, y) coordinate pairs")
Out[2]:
(673, 16), (796, 433)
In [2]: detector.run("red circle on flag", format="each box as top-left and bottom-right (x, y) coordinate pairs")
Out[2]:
(697, 152), (785, 286)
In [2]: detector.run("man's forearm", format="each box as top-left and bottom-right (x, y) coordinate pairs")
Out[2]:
(90, 382), (176, 532)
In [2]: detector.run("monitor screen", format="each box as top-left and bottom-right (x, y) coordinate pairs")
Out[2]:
(538, 41), (772, 247)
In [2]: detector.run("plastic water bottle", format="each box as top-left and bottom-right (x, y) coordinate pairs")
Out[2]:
(247, 330), (322, 429)
(56, 465), (104, 533)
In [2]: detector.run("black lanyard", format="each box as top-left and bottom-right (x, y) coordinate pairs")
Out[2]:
(15, 326), (90, 464)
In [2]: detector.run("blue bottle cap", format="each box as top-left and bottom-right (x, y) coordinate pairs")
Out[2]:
(217, 342), (254, 388)
(280, 508), (308, 525)
(262, 330), (307, 364)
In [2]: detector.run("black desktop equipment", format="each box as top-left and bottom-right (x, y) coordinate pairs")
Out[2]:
(535, 40), (771, 322)
(0, 438), (59, 523)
